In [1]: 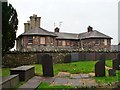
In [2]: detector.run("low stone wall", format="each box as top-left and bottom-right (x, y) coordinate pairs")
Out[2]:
(2, 51), (118, 68)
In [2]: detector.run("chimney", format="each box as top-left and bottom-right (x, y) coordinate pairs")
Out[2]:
(54, 27), (60, 32)
(35, 17), (41, 28)
(30, 14), (36, 29)
(87, 26), (93, 32)
(24, 21), (30, 32)
(27, 21), (30, 30)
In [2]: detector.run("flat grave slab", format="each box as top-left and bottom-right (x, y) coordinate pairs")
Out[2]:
(10, 66), (35, 81)
(53, 78), (68, 85)
(82, 79), (98, 87)
(68, 79), (83, 86)
(57, 72), (70, 77)
(70, 74), (89, 79)
(17, 76), (41, 90)
(42, 77), (55, 83)
(70, 74), (82, 79)
(80, 74), (89, 79)
(1, 74), (19, 89)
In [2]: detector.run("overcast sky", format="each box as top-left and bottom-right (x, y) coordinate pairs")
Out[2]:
(8, 0), (119, 45)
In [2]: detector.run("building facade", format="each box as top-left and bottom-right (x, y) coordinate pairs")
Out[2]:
(16, 14), (112, 51)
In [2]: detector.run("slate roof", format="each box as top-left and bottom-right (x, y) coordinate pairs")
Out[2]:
(55, 30), (112, 40)
(55, 32), (79, 40)
(18, 27), (56, 37)
(78, 30), (112, 40)
(17, 28), (112, 40)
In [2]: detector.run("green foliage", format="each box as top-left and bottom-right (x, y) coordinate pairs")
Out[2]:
(0, 68), (10, 76)
(2, 61), (119, 87)
(95, 70), (119, 84)
(105, 60), (112, 68)
(54, 61), (97, 75)
(2, 2), (18, 56)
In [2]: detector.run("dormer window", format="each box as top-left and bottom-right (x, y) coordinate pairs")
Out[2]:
(28, 36), (33, 44)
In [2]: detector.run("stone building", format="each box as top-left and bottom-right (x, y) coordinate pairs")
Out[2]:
(16, 14), (112, 51)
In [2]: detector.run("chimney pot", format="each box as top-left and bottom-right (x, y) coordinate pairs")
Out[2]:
(54, 27), (60, 32)
(87, 26), (93, 32)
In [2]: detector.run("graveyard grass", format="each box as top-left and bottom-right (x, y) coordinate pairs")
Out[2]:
(1, 60), (120, 88)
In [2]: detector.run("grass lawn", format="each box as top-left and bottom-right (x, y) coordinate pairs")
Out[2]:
(105, 60), (112, 68)
(35, 61), (97, 76)
(1, 60), (120, 88)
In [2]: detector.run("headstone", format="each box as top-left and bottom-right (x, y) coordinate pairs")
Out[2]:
(95, 61), (105, 77)
(108, 69), (116, 76)
(41, 54), (54, 77)
(118, 53), (120, 69)
(64, 54), (71, 63)
(112, 58), (119, 70)
(71, 53), (79, 62)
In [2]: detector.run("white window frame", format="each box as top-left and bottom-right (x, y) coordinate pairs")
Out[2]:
(40, 37), (45, 44)
(104, 39), (107, 45)
(62, 40), (66, 46)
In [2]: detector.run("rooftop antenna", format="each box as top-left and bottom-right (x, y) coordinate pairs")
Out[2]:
(54, 22), (56, 28)
(59, 21), (63, 27)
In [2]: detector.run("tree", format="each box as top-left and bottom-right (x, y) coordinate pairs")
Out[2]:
(2, 2), (18, 56)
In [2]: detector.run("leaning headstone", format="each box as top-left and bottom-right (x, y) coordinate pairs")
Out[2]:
(108, 69), (116, 76)
(41, 54), (54, 77)
(64, 54), (71, 63)
(95, 61), (105, 77)
(112, 58), (119, 70)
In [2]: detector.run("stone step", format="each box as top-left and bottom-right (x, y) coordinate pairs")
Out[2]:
(17, 76), (42, 90)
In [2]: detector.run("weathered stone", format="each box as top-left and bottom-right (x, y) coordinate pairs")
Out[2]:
(118, 53), (120, 69)
(41, 54), (54, 77)
(18, 76), (41, 89)
(95, 61), (105, 77)
(108, 69), (116, 76)
(68, 79), (83, 86)
(53, 78), (68, 85)
(64, 54), (71, 63)
(112, 58), (119, 70)
(10, 66), (34, 81)
(70, 74), (82, 79)
(80, 74), (89, 79)
(1, 75), (19, 88)
(57, 72), (70, 77)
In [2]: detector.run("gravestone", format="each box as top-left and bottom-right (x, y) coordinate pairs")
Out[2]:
(95, 54), (105, 77)
(112, 58), (119, 70)
(108, 69), (116, 76)
(64, 54), (71, 63)
(118, 53), (120, 69)
(41, 54), (54, 77)
(10, 66), (34, 81)
(95, 61), (105, 77)
(71, 53), (79, 62)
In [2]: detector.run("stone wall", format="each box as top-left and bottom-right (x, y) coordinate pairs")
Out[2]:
(2, 51), (118, 68)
